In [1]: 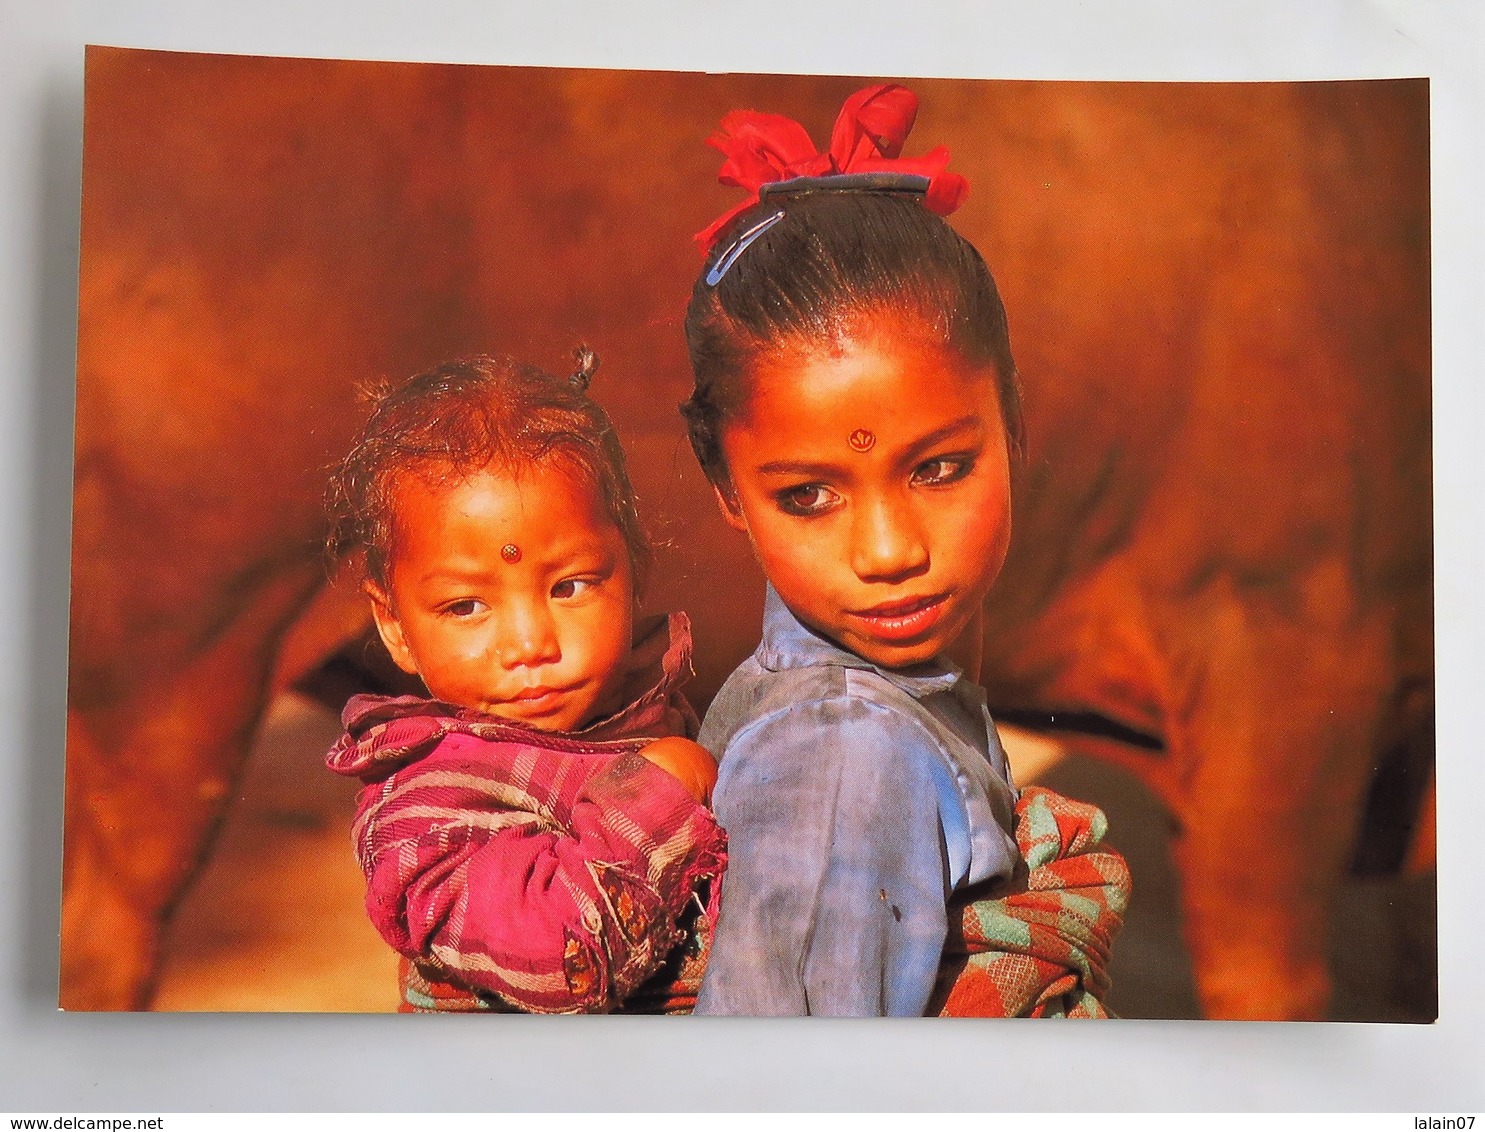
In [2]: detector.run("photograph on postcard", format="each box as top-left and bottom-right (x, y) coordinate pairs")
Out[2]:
(63, 46), (1433, 1020)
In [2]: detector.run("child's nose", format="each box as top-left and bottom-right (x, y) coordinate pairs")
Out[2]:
(850, 492), (929, 582)
(492, 601), (562, 669)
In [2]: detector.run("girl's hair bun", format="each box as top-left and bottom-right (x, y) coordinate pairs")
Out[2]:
(570, 345), (600, 391)
(694, 83), (968, 256)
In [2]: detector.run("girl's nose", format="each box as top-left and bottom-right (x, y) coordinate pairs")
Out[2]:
(850, 491), (929, 582)
(493, 601), (562, 669)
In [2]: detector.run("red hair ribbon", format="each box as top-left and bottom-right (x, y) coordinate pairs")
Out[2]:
(694, 83), (969, 254)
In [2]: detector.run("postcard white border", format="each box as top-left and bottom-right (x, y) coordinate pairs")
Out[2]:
(1, 0), (1479, 1112)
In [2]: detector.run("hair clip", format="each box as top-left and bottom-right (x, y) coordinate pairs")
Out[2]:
(759, 172), (931, 201)
(705, 209), (786, 287)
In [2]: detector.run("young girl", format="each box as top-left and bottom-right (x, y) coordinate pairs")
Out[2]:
(683, 84), (1128, 1016)
(324, 352), (724, 1014)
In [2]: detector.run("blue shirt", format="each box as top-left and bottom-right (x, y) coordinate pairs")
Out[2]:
(694, 586), (1020, 1016)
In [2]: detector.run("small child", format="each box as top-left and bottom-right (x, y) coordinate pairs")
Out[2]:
(324, 352), (724, 1014)
(683, 84), (1128, 1016)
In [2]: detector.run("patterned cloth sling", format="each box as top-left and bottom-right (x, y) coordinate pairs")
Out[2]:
(931, 785), (1131, 1018)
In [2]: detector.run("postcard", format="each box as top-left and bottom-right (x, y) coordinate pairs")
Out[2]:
(63, 46), (1433, 1022)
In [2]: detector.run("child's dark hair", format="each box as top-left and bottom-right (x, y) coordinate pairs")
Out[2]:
(326, 350), (650, 589)
(682, 192), (1024, 485)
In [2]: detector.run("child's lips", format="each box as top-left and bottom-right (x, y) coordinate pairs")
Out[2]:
(496, 685), (575, 716)
(512, 685), (560, 700)
(846, 592), (952, 643)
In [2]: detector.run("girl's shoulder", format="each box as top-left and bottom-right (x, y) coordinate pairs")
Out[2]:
(701, 651), (1021, 893)
(699, 651), (941, 759)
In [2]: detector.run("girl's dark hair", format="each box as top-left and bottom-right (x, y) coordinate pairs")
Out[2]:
(326, 350), (650, 589)
(682, 192), (1024, 484)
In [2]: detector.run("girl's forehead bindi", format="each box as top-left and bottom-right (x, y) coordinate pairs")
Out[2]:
(724, 350), (1003, 476)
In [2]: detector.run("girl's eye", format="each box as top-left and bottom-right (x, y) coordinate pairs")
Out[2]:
(776, 484), (842, 517)
(441, 599), (487, 618)
(911, 456), (974, 487)
(551, 577), (596, 600)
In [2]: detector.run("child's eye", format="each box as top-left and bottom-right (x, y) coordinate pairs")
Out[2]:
(776, 484), (842, 517)
(551, 577), (597, 600)
(911, 456), (974, 487)
(440, 598), (487, 618)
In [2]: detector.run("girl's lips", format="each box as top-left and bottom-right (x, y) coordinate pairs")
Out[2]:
(846, 592), (951, 643)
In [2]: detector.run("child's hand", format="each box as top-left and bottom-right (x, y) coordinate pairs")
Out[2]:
(640, 737), (718, 805)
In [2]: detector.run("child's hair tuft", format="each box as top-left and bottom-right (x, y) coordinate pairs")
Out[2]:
(569, 345), (600, 392)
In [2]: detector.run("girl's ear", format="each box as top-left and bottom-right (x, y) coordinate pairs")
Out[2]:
(365, 580), (420, 676)
(711, 481), (749, 533)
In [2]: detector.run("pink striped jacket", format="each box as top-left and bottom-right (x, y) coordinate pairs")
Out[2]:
(326, 614), (726, 1014)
